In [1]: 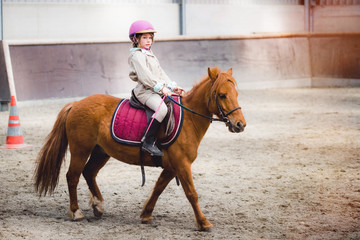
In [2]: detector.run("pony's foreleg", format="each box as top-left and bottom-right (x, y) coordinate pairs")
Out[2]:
(177, 163), (213, 231)
(83, 145), (110, 218)
(66, 153), (90, 221)
(141, 169), (176, 223)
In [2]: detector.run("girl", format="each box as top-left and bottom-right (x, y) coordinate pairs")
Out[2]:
(128, 20), (184, 157)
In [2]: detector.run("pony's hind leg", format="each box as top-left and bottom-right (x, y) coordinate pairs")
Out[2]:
(83, 145), (110, 218)
(66, 150), (92, 221)
(141, 169), (176, 223)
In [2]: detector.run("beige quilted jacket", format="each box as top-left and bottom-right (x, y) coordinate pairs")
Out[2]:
(128, 48), (177, 104)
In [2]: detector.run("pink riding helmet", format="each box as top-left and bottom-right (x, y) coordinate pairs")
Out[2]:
(129, 20), (156, 41)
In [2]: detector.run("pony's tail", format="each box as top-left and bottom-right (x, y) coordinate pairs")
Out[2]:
(34, 102), (73, 196)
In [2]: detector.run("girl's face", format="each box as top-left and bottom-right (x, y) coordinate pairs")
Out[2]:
(137, 33), (153, 49)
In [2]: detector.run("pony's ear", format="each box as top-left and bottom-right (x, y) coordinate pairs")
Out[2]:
(227, 68), (233, 75)
(208, 67), (219, 81)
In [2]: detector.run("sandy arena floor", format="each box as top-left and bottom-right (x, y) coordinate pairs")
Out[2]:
(0, 88), (359, 240)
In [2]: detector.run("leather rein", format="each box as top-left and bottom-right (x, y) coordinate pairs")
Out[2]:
(167, 93), (241, 124)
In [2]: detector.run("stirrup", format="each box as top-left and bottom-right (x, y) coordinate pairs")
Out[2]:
(141, 143), (164, 157)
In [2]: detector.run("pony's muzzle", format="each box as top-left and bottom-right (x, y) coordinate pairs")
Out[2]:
(236, 121), (246, 132)
(228, 121), (245, 133)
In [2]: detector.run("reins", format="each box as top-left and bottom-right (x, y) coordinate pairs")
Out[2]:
(167, 95), (241, 124)
(168, 96), (221, 122)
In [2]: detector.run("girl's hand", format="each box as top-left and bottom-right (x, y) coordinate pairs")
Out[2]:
(173, 87), (185, 96)
(162, 87), (172, 96)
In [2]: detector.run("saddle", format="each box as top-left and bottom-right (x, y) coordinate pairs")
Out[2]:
(110, 92), (183, 148)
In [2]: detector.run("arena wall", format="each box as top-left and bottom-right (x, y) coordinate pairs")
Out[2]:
(3, 2), (179, 41)
(3, 3), (360, 41)
(3, 3), (304, 40)
(9, 42), (132, 101)
(310, 33), (360, 87)
(5, 33), (360, 101)
(313, 5), (360, 33)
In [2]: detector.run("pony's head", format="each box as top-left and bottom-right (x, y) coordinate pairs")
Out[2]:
(208, 67), (246, 133)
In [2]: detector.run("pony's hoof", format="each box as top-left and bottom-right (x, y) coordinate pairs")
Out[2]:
(140, 209), (153, 224)
(141, 216), (153, 224)
(197, 220), (213, 232)
(68, 209), (85, 221)
(89, 196), (104, 218)
(92, 204), (104, 218)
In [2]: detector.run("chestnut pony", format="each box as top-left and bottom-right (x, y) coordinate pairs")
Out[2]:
(34, 67), (246, 231)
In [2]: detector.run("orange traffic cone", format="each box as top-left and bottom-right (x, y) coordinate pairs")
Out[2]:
(0, 96), (31, 149)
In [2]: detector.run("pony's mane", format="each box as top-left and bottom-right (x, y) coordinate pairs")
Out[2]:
(184, 74), (210, 97)
(184, 67), (236, 98)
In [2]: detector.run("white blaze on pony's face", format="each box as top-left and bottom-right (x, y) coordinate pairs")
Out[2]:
(208, 67), (246, 133)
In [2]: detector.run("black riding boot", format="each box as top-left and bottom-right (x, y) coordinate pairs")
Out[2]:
(141, 119), (163, 157)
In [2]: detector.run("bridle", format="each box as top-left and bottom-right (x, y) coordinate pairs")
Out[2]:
(167, 93), (241, 124)
(214, 93), (242, 125)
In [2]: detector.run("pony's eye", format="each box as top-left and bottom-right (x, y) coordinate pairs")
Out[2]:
(219, 93), (226, 99)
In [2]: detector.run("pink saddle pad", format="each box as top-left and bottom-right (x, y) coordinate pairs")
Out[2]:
(110, 96), (183, 147)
